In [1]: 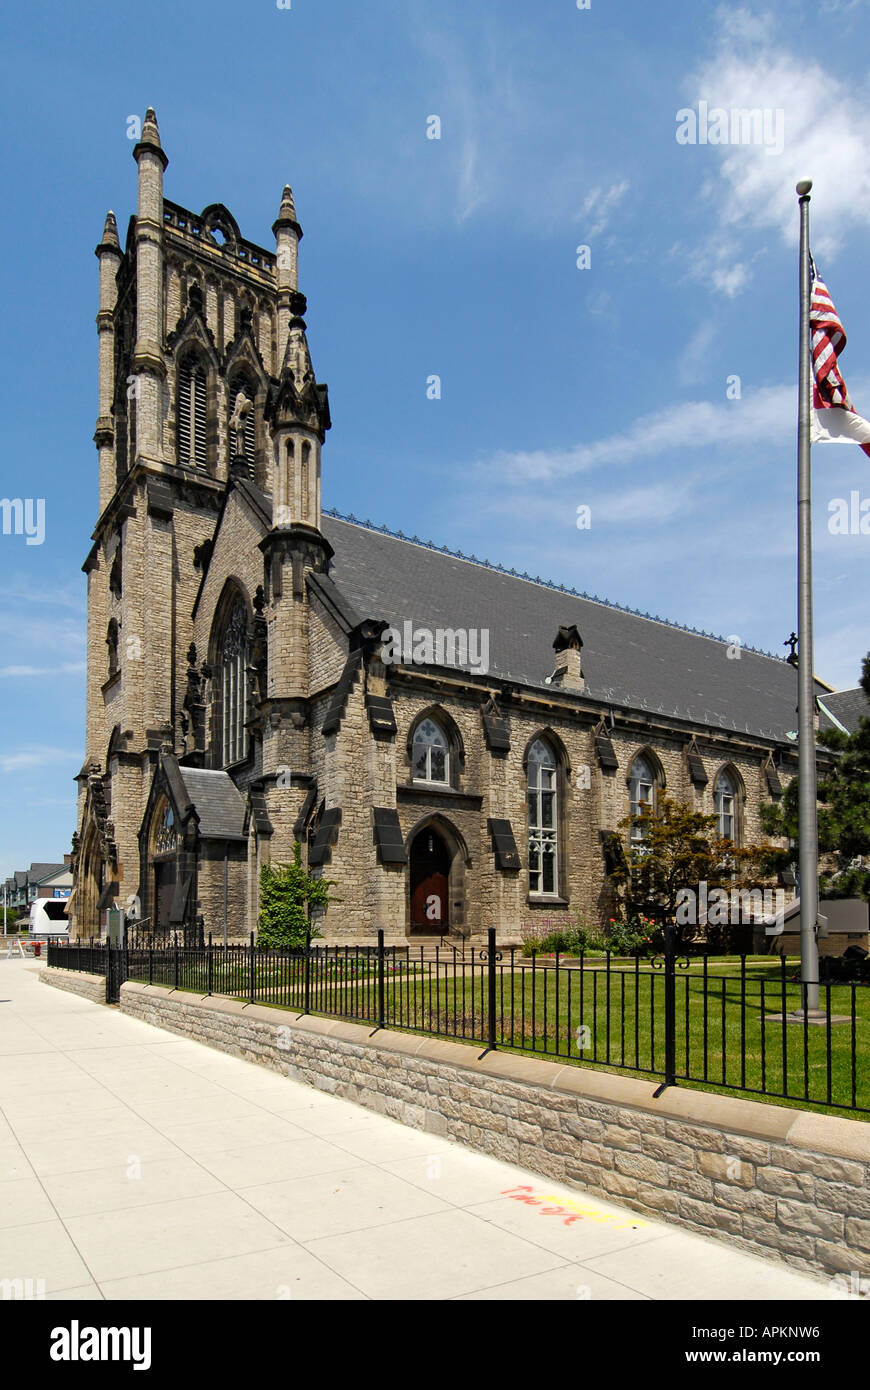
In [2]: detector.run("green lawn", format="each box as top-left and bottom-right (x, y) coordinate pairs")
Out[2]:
(126, 950), (870, 1121)
(382, 956), (869, 1121)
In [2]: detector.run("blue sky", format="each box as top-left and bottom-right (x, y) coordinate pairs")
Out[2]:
(1, 0), (870, 879)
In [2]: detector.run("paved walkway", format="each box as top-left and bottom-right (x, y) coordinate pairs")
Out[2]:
(0, 959), (832, 1301)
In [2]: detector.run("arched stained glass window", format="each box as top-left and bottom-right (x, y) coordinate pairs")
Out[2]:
(528, 738), (558, 895)
(412, 718), (449, 784)
(221, 597), (248, 766)
(155, 803), (177, 855)
(629, 755), (656, 845)
(714, 770), (737, 841)
(106, 619), (119, 678)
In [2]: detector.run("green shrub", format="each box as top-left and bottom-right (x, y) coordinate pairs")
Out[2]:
(571, 919), (606, 953)
(519, 917), (605, 956)
(257, 843), (334, 949)
(604, 915), (655, 956)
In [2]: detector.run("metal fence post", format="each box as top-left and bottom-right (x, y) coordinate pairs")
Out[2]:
(487, 927), (498, 1053)
(207, 931), (213, 996)
(120, 921), (128, 1001)
(174, 941), (179, 991)
(303, 927), (311, 1016)
(148, 939), (153, 986)
(377, 928), (385, 1030)
(249, 931), (255, 1004)
(660, 922), (677, 1092)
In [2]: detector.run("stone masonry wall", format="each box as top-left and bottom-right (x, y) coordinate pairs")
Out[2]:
(118, 979), (870, 1284)
(42, 967), (106, 1005)
(298, 664), (797, 945)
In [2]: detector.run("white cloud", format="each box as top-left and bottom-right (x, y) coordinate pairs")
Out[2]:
(580, 181), (630, 238)
(476, 382), (796, 482)
(399, 14), (632, 234)
(591, 483), (693, 526)
(684, 10), (870, 261)
(0, 584), (84, 612)
(0, 746), (81, 774)
(677, 321), (717, 385)
(714, 6), (778, 45)
(710, 264), (748, 298)
(0, 662), (85, 679)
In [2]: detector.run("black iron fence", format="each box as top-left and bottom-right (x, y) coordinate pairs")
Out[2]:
(48, 942), (110, 977)
(47, 928), (869, 1116)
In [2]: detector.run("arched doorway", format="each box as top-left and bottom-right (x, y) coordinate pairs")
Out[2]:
(409, 826), (451, 933)
(75, 821), (105, 940)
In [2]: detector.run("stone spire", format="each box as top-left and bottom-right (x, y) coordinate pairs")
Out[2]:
(135, 107), (168, 169)
(94, 210), (123, 512)
(97, 209), (120, 253)
(273, 183), (303, 362)
(273, 184), (302, 240)
(132, 105), (168, 463)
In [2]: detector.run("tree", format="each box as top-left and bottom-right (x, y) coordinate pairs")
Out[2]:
(760, 653), (870, 899)
(607, 795), (776, 947)
(257, 842), (335, 949)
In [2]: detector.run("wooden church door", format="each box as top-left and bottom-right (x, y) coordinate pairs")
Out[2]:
(410, 828), (450, 932)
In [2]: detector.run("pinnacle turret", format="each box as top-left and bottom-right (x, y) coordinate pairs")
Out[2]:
(95, 210), (120, 258)
(272, 183), (303, 239)
(143, 107), (161, 145)
(133, 106), (168, 170)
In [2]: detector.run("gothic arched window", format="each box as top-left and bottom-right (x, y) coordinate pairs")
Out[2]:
(714, 770), (738, 842)
(629, 754), (657, 846)
(178, 356), (208, 468)
(109, 548), (122, 598)
(412, 718), (449, 785)
(155, 802), (177, 855)
(528, 738), (558, 895)
(221, 597), (249, 766)
(106, 619), (119, 679)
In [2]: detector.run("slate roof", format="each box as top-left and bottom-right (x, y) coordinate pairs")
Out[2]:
(320, 516), (817, 744)
(177, 768), (247, 839)
(29, 862), (66, 883)
(819, 687), (870, 735)
(38, 867), (73, 886)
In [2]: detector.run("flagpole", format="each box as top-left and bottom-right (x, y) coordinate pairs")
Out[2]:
(796, 178), (821, 1015)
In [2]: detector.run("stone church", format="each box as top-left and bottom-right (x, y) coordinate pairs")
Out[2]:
(70, 110), (812, 945)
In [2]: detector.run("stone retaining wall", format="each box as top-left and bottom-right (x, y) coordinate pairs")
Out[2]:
(114, 980), (870, 1284)
(41, 965), (107, 1005)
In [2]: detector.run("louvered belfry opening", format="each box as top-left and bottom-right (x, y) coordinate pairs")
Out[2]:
(178, 357), (208, 468)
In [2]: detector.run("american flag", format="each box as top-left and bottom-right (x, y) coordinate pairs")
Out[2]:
(810, 264), (870, 458)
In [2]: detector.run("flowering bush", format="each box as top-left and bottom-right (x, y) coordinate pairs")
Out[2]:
(604, 915), (656, 956)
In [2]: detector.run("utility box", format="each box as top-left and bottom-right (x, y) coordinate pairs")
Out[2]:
(106, 908), (125, 947)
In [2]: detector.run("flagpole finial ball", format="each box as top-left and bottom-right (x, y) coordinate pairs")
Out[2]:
(796, 179), (813, 197)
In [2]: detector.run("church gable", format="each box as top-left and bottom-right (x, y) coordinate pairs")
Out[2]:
(192, 483), (269, 645)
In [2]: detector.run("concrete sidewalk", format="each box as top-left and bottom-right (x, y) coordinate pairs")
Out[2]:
(0, 959), (832, 1301)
